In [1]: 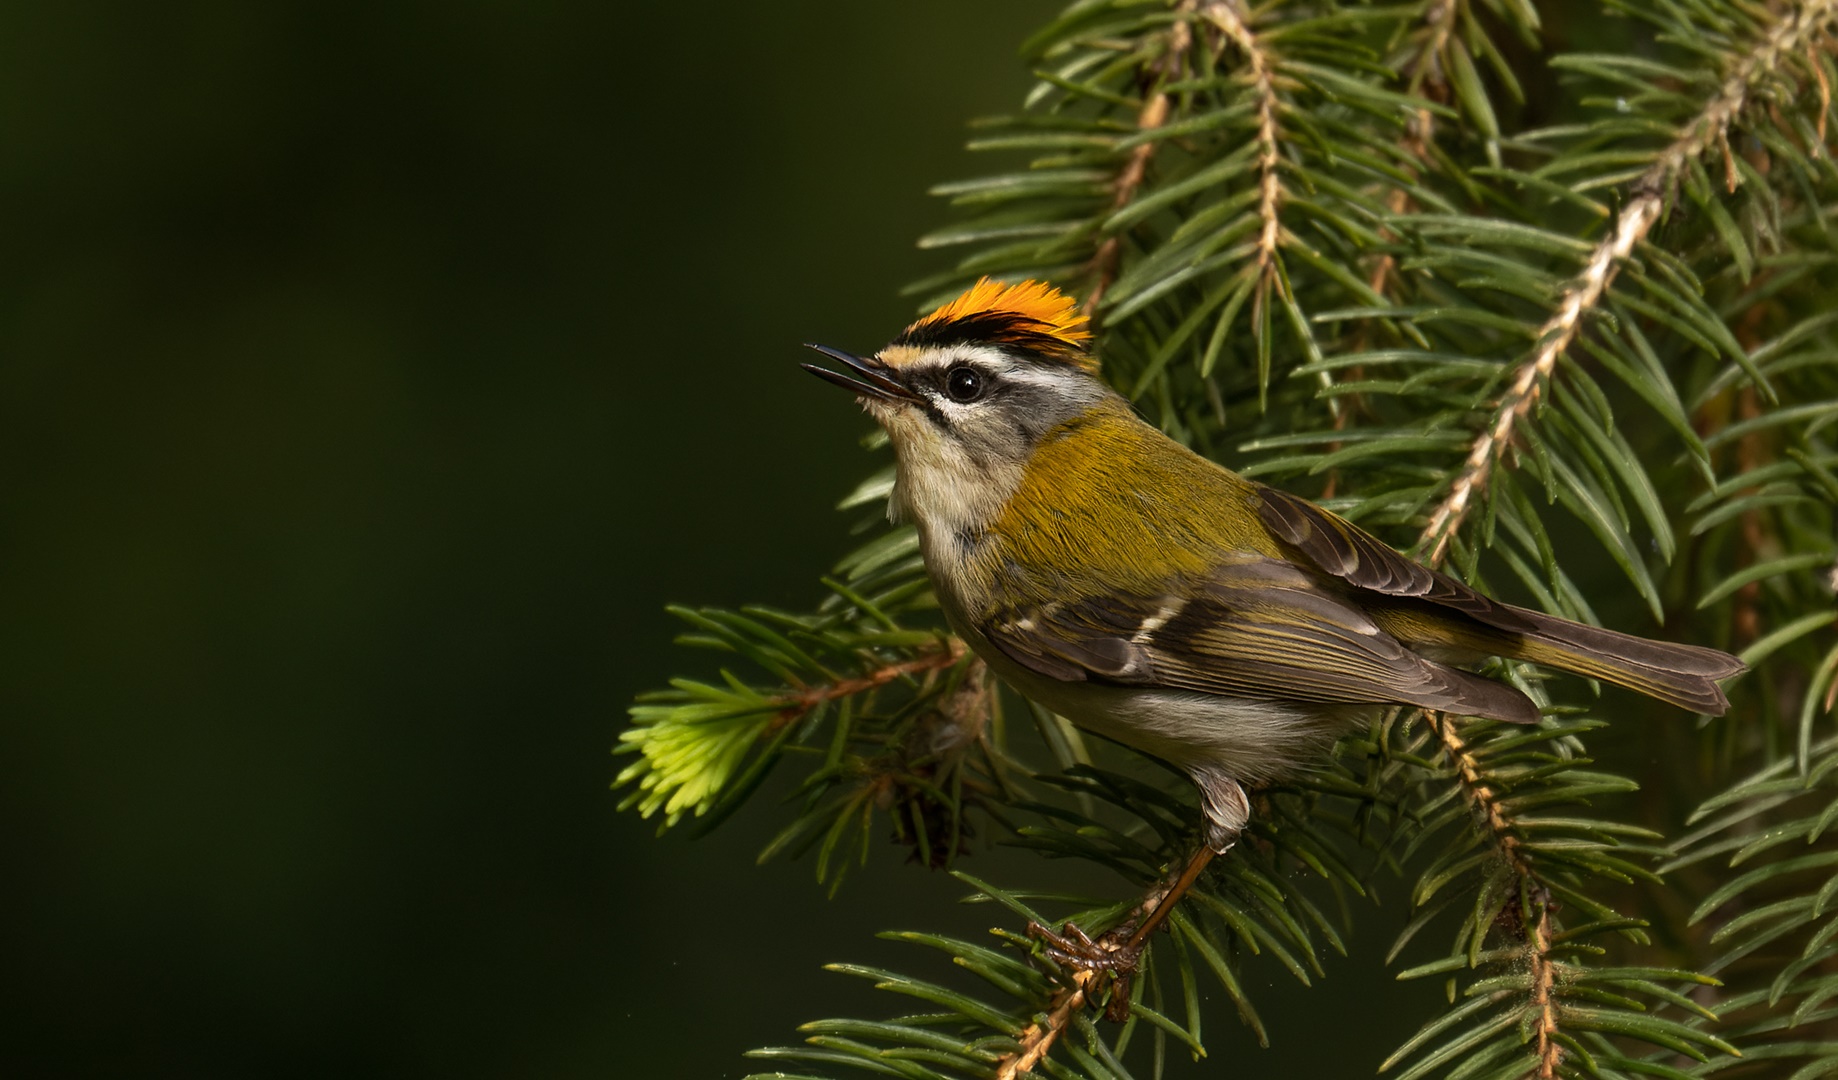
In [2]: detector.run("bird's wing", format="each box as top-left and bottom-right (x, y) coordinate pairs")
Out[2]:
(1254, 486), (1538, 633)
(983, 554), (1540, 723)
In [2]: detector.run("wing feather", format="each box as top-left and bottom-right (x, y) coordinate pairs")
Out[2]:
(984, 553), (1540, 724)
(1255, 486), (1538, 633)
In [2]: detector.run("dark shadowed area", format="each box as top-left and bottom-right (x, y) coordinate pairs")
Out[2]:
(1, 4), (1427, 1076)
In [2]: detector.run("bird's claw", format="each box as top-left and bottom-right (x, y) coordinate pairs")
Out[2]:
(1025, 920), (1145, 1021)
(1027, 920), (1144, 973)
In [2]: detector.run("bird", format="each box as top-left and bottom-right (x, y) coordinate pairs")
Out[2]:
(803, 276), (1745, 965)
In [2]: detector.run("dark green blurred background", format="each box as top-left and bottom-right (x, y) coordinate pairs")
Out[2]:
(2, 4), (1419, 1075)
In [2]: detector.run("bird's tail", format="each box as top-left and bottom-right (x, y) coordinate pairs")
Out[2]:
(1510, 608), (1746, 715)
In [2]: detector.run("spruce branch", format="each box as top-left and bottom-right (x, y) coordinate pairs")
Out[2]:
(629, 0), (1838, 1075)
(1382, 710), (1737, 1079)
(617, 580), (992, 859)
(1077, 0), (1292, 354)
(1421, 0), (1838, 562)
(1416, 190), (1654, 564)
(1400, 711), (1579, 1080)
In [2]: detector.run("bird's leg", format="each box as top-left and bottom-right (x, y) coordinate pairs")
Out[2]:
(1122, 842), (1219, 951)
(1026, 771), (1247, 1021)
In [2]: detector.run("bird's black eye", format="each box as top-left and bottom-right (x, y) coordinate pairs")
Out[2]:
(945, 365), (985, 403)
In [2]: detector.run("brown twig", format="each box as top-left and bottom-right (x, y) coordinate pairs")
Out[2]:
(996, 971), (1098, 1080)
(1419, 191), (1663, 564)
(1528, 905), (1561, 1079)
(1085, 7), (1192, 319)
(1425, 712), (1530, 872)
(768, 638), (968, 733)
(1202, 0), (1283, 301)
(1334, 3), (1453, 494)
(1424, 711), (1563, 1073)
(1813, 42), (1832, 141)
(1372, 0), (1456, 303)
(1419, 0), (1838, 563)
(1403, 0), (1461, 138)
(1730, 310), (1773, 646)
(1087, 0), (1289, 363)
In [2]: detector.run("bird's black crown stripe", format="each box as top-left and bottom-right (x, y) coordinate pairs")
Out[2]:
(893, 310), (1089, 363)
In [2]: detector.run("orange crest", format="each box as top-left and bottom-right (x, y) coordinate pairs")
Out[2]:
(899, 278), (1095, 370)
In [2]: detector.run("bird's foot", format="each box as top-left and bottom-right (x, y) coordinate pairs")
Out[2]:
(1021, 842), (1225, 1023)
(1025, 919), (1145, 1022)
(1027, 918), (1146, 976)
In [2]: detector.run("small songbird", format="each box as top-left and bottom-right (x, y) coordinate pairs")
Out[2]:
(804, 278), (1745, 862)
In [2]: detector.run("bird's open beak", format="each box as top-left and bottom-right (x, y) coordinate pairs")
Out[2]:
(801, 344), (920, 403)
